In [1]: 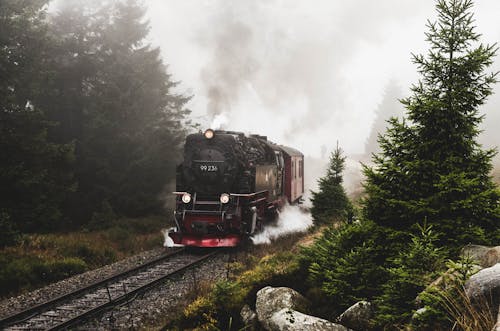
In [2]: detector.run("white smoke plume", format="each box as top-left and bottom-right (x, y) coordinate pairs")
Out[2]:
(162, 228), (184, 247)
(210, 113), (229, 130)
(251, 204), (313, 245)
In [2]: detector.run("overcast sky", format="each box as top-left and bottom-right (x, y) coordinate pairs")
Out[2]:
(143, 0), (500, 159)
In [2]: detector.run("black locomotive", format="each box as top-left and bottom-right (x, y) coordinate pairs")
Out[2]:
(168, 129), (304, 247)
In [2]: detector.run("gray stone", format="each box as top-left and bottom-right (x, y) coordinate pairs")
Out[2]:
(337, 301), (374, 330)
(462, 245), (500, 268)
(240, 304), (258, 330)
(268, 308), (352, 331)
(255, 286), (310, 330)
(465, 263), (500, 315)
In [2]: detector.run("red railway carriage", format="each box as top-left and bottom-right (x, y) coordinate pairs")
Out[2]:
(168, 129), (304, 247)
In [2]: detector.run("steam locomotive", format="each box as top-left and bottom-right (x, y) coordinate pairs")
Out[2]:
(168, 129), (304, 247)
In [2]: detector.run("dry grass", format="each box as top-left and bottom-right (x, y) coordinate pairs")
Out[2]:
(0, 216), (165, 298)
(435, 286), (497, 331)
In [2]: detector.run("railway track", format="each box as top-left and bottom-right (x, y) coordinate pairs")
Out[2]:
(0, 248), (219, 330)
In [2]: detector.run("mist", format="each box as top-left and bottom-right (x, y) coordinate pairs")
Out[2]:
(145, 0), (500, 196)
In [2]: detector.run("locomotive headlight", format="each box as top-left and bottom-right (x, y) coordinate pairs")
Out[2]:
(182, 193), (191, 204)
(204, 129), (214, 139)
(220, 193), (230, 204)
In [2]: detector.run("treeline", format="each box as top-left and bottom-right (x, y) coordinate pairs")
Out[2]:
(0, 0), (190, 246)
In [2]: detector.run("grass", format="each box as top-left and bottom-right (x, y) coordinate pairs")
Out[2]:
(0, 216), (166, 298)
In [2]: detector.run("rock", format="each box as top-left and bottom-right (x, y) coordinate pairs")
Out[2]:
(337, 301), (374, 330)
(462, 245), (500, 268)
(465, 263), (500, 314)
(255, 286), (310, 329)
(268, 308), (352, 331)
(240, 304), (258, 330)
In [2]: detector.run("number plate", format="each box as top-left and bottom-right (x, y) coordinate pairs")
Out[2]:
(199, 164), (219, 172)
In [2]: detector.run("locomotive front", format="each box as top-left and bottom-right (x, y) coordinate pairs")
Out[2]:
(169, 129), (263, 247)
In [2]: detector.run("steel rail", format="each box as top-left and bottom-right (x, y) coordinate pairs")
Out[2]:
(0, 247), (187, 328)
(48, 250), (219, 330)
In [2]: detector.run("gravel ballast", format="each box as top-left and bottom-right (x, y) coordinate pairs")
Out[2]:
(0, 247), (230, 329)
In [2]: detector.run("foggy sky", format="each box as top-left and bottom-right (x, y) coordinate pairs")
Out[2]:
(144, 0), (500, 159)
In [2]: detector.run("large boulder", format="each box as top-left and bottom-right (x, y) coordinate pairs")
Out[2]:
(268, 308), (352, 331)
(337, 301), (374, 330)
(255, 286), (310, 329)
(462, 245), (500, 268)
(465, 263), (500, 315)
(255, 286), (351, 331)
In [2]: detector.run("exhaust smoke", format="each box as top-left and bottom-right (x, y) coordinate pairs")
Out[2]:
(162, 228), (184, 247)
(251, 204), (313, 245)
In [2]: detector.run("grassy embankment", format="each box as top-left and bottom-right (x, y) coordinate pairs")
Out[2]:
(159, 227), (324, 331)
(0, 216), (166, 299)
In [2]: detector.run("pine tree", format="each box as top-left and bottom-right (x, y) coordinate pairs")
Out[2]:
(42, 0), (191, 222)
(310, 143), (353, 224)
(0, 0), (75, 236)
(363, 0), (500, 250)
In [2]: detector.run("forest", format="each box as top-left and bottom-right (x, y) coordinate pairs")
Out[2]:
(1, 0), (499, 329)
(1, 0), (190, 243)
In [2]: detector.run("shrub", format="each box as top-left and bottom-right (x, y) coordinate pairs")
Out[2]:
(300, 220), (392, 317)
(374, 223), (445, 328)
(0, 255), (87, 297)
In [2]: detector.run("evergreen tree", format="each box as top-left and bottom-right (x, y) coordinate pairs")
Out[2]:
(374, 223), (445, 327)
(0, 0), (75, 237)
(42, 0), (191, 222)
(301, 220), (390, 317)
(363, 0), (500, 250)
(310, 143), (353, 224)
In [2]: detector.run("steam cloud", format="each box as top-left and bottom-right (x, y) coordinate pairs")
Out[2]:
(162, 228), (184, 247)
(251, 204), (313, 245)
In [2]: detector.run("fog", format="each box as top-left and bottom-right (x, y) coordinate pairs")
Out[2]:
(144, 0), (500, 194)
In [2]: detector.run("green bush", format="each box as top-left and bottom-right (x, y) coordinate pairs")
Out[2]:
(0, 255), (87, 297)
(374, 223), (445, 328)
(300, 221), (392, 317)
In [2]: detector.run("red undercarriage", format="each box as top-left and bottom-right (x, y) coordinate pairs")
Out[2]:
(168, 232), (241, 247)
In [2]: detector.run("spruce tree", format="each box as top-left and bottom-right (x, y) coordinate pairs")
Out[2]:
(0, 0), (75, 236)
(363, 0), (500, 250)
(43, 0), (191, 222)
(311, 143), (353, 224)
